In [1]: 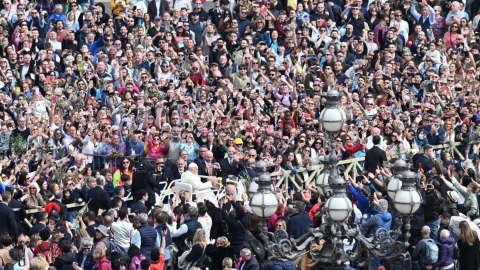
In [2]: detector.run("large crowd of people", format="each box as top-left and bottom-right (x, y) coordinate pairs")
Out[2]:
(0, 0), (479, 268)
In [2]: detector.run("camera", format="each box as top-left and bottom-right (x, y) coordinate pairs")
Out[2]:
(155, 52), (162, 57)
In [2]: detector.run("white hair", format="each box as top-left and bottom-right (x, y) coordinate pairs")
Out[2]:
(378, 199), (388, 212)
(440, 229), (450, 239)
(188, 163), (198, 170)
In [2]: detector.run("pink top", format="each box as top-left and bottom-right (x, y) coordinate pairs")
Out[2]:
(147, 137), (167, 158)
(267, 204), (285, 229)
(118, 85), (140, 94)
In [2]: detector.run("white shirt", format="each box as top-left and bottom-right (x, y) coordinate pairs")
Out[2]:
(198, 214), (212, 241)
(111, 220), (134, 249)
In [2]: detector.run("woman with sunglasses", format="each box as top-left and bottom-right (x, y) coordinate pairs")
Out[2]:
(113, 158), (133, 187)
(146, 132), (167, 159)
(217, 10), (237, 36)
(444, 22), (462, 49)
(24, 182), (46, 224)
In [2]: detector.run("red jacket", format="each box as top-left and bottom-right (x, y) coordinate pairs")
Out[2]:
(345, 143), (364, 157)
(280, 117), (295, 129)
(33, 242), (62, 265)
(93, 257), (112, 270)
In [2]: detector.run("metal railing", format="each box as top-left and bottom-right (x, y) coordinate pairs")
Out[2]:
(270, 141), (471, 191)
(23, 141), (473, 216)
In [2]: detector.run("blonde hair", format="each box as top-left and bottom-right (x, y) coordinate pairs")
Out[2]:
(216, 236), (230, 247)
(275, 219), (287, 230)
(31, 256), (49, 269)
(93, 248), (106, 260)
(223, 257), (233, 269)
(193, 228), (206, 248)
(28, 182), (40, 195)
(28, 234), (41, 249)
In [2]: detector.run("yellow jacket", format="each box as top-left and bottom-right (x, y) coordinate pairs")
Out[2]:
(110, 0), (128, 16)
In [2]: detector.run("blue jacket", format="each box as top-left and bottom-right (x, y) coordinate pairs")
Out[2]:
(221, 202), (248, 250)
(75, 246), (96, 270)
(79, 35), (104, 56)
(286, 212), (313, 239)
(138, 224), (158, 259)
(363, 211), (392, 236)
(48, 13), (66, 26)
(155, 223), (171, 261)
(433, 237), (455, 268)
(348, 185), (369, 217)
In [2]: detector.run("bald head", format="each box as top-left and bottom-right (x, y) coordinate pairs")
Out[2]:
(372, 128), (381, 137)
(421, 225), (431, 236)
(204, 151), (213, 162)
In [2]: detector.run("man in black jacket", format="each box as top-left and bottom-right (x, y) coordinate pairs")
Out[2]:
(414, 144), (435, 173)
(0, 192), (19, 241)
(29, 211), (48, 237)
(364, 135), (388, 174)
(87, 176), (111, 215)
(132, 167), (156, 209)
(424, 183), (443, 242)
(219, 147), (244, 177)
(131, 190), (149, 215)
(52, 191), (69, 219)
(238, 248), (260, 270)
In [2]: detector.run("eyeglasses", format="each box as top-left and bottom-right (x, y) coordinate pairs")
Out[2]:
(276, 224), (283, 227)
(29, 187), (36, 190)
(366, 103), (374, 106)
(299, 140), (305, 143)
(154, 137), (161, 140)
(239, 67), (247, 70)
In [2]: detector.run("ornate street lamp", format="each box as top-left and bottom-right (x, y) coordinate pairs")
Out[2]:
(244, 89), (421, 269)
(249, 161), (279, 231)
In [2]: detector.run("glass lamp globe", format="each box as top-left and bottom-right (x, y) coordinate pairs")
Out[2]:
(319, 107), (346, 133)
(394, 189), (422, 215)
(387, 177), (402, 199)
(251, 192), (279, 218)
(248, 181), (274, 196)
(316, 172), (331, 196)
(325, 196), (352, 222)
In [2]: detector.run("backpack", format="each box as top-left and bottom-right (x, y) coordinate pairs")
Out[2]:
(421, 239), (439, 265)
(192, 245), (211, 269)
(129, 254), (146, 270)
(37, 243), (53, 253)
(237, 221), (266, 261)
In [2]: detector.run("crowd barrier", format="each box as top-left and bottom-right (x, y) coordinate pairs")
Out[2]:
(23, 141), (471, 215)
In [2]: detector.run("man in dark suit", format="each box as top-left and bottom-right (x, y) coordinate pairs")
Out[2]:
(0, 192), (19, 241)
(219, 147), (244, 177)
(87, 176), (111, 215)
(147, 0), (170, 20)
(196, 151), (220, 178)
(9, 187), (26, 236)
(194, 145), (208, 165)
(414, 144), (435, 173)
(130, 190), (150, 215)
(52, 191), (69, 219)
(132, 167), (156, 209)
(29, 211), (48, 237)
(171, 158), (187, 180)
(364, 135), (388, 174)
(154, 157), (174, 192)
(238, 248), (260, 270)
